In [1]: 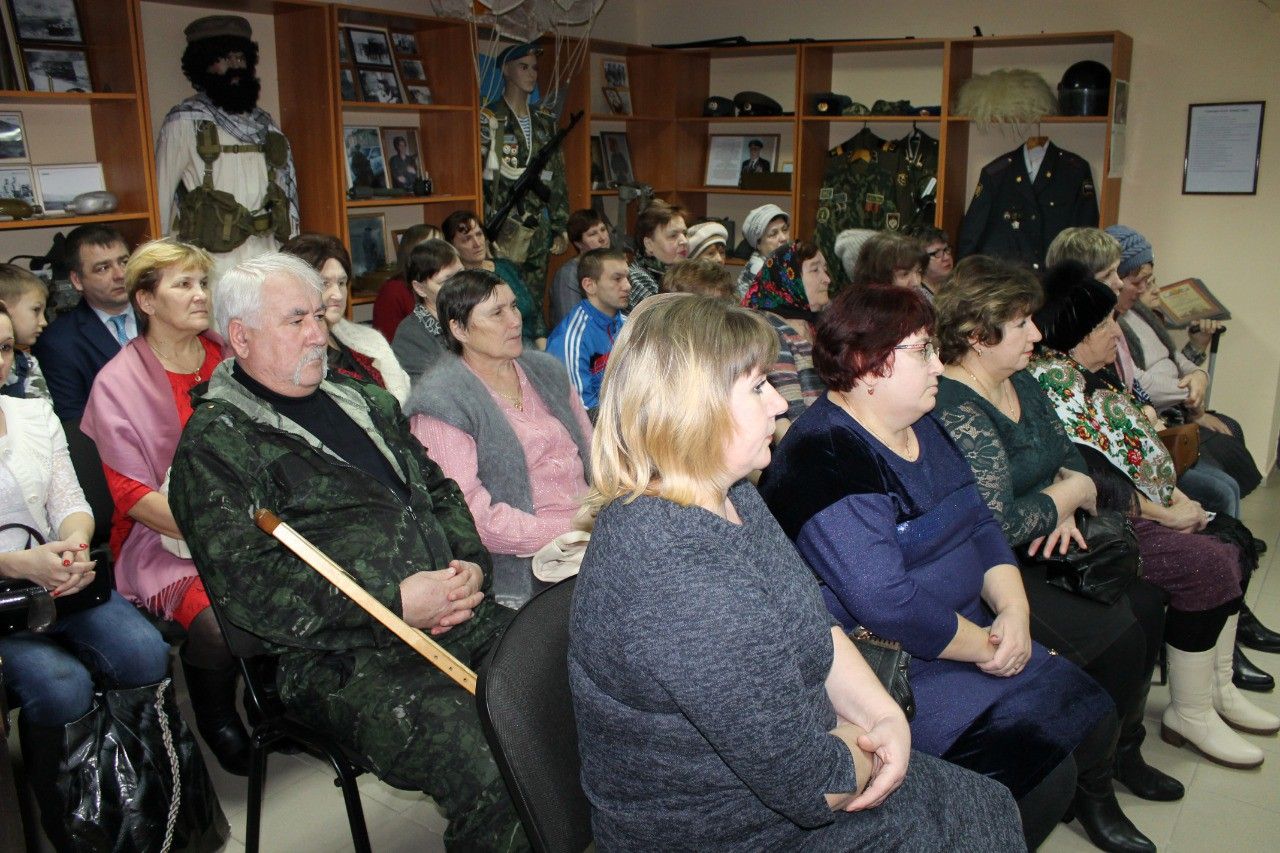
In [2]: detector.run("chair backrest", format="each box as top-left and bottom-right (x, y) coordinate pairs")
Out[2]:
(476, 577), (592, 853)
(60, 418), (115, 553)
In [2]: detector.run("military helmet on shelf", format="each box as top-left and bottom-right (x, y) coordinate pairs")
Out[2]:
(1058, 60), (1111, 116)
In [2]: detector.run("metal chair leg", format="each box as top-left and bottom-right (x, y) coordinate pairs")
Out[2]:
(329, 755), (372, 853)
(244, 744), (269, 853)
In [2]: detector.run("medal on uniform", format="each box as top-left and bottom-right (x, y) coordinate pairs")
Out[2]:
(886, 212), (901, 230)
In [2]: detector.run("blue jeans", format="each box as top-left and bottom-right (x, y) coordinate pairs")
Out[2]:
(1180, 462), (1241, 518)
(0, 591), (171, 725)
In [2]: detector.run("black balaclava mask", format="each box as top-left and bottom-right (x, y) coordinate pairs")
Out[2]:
(181, 35), (262, 115)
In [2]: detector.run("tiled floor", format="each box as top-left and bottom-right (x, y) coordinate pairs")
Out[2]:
(9, 473), (1280, 851)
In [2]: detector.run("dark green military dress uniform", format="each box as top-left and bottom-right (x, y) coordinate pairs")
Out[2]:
(170, 365), (527, 852)
(480, 99), (569, 317)
(956, 142), (1099, 270)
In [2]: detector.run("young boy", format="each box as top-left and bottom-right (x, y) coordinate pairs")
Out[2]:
(548, 208), (612, 328)
(546, 247), (629, 413)
(0, 264), (50, 401)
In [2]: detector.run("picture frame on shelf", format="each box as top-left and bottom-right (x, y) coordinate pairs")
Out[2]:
(0, 111), (28, 163)
(704, 133), (780, 188)
(343, 126), (387, 190)
(599, 131), (634, 186)
(398, 58), (426, 83)
(602, 86), (631, 116)
(347, 25), (393, 67)
(8, 0), (82, 44)
(406, 85), (432, 105)
(590, 135), (605, 189)
(339, 68), (357, 102)
(0, 164), (38, 208)
(380, 127), (422, 192)
(22, 46), (91, 92)
(357, 67), (403, 104)
(348, 212), (389, 276)
(337, 28), (350, 63)
(34, 161), (102, 212)
(391, 227), (407, 249)
(391, 31), (418, 57)
(601, 58), (629, 89)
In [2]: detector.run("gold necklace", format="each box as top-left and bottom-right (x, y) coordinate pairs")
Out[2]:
(835, 391), (916, 459)
(147, 337), (204, 377)
(957, 363), (1017, 419)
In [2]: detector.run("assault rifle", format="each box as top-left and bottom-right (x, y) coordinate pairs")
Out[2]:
(483, 109), (583, 244)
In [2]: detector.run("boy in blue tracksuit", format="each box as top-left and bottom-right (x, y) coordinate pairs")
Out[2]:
(546, 247), (630, 412)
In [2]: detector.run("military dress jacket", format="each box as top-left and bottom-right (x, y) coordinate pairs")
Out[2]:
(956, 142), (1099, 270)
(170, 363), (493, 678)
(479, 98), (569, 236)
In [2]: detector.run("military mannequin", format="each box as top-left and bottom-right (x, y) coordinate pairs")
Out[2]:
(155, 15), (299, 285)
(479, 42), (569, 314)
(956, 141), (1098, 271)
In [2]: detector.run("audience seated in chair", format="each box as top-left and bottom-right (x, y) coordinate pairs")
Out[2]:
(0, 265), (52, 402)
(168, 251), (528, 852)
(546, 247), (629, 413)
(80, 238), (253, 776)
(372, 222), (443, 343)
(548, 208), (612, 330)
(391, 239), (463, 384)
(407, 269), (592, 609)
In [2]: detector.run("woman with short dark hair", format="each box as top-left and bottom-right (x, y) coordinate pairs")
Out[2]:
(372, 222), (443, 341)
(627, 200), (688, 307)
(390, 239), (463, 381)
(759, 284), (1115, 850)
(406, 269), (591, 608)
(851, 231), (928, 290)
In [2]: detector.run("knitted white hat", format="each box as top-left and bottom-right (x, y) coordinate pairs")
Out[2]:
(834, 228), (879, 280)
(742, 204), (789, 249)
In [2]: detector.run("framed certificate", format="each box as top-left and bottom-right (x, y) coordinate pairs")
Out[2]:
(1150, 278), (1230, 328)
(1182, 101), (1265, 195)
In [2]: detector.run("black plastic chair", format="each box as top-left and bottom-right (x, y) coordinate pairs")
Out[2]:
(200, 602), (375, 853)
(476, 576), (593, 853)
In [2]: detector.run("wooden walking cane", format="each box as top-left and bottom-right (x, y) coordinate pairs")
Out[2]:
(254, 508), (478, 695)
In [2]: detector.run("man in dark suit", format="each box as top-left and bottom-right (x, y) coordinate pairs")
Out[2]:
(741, 139), (771, 175)
(32, 225), (134, 420)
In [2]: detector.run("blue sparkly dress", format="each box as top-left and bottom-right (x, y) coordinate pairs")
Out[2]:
(760, 395), (1112, 797)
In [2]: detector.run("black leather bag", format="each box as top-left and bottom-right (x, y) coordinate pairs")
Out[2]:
(849, 626), (915, 721)
(1036, 510), (1141, 605)
(0, 522), (112, 634)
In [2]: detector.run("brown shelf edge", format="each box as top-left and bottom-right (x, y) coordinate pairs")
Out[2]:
(801, 115), (941, 123)
(0, 211), (151, 231)
(675, 186), (794, 196)
(345, 194), (477, 208)
(945, 115), (1109, 123)
(341, 101), (473, 113)
(0, 90), (137, 104)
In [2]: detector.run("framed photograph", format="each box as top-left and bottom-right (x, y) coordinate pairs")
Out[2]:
(599, 131), (634, 186)
(348, 213), (388, 276)
(406, 84), (433, 105)
(602, 86), (631, 116)
(357, 67), (403, 104)
(1182, 101), (1265, 195)
(337, 29), (350, 63)
(34, 161), (102, 212)
(601, 58), (629, 89)
(343, 125), (386, 190)
(339, 68), (358, 101)
(391, 227), (407, 249)
(398, 58), (426, 83)
(391, 31), (419, 57)
(9, 0), (82, 43)
(0, 165), (38, 207)
(0, 111), (29, 162)
(347, 25), (393, 67)
(379, 127), (422, 191)
(590, 135), (605, 189)
(704, 133), (780, 187)
(22, 46), (91, 92)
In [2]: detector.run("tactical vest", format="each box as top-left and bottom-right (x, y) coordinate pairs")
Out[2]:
(176, 120), (291, 253)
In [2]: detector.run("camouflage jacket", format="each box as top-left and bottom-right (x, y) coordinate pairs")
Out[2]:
(170, 361), (492, 662)
(480, 98), (569, 234)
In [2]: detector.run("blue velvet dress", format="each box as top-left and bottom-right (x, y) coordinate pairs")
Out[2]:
(760, 395), (1112, 798)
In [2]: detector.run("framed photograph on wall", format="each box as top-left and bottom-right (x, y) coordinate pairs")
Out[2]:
(34, 161), (102, 212)
(22, 46), (91, 92)
(347, 25), (393, 67)
(704, 133), (779, 187)
(339, 68), (357, 101)
(602, 86), (631, 116)
(348, 212), (388, 276)
(379, 127), (422, 191)
(590, 135), (605, 189)
(391, 31), (419, 57)
(9, 0), (82, 43)
(601, 58), (629, 89)
(599, 131), (634, 185)
(398, 58), (426, 83)
(0, 111), (28, 162)
(357, 67), (403, 104)
(343, 125), (386, 190)
(0, 165), (38, 208)
(337, 28), (350, 63)
(406, 85), (432, 105)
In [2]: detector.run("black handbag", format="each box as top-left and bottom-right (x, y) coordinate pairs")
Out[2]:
(1035, 510), (1141, 605)
(849, 626), (916, 721)
(0, 522), (113, 634)
(58, 679), (229, 852)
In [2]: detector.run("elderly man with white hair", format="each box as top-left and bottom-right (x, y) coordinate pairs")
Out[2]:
(167, 252), (528, 852)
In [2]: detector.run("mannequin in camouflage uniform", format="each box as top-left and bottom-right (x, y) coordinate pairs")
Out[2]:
(480, 43), (568, 319)
(170, 254), (527, 852)
(813, 127), (938, 289)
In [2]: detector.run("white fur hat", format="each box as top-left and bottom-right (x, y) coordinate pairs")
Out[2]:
(834, 228), (879, 280)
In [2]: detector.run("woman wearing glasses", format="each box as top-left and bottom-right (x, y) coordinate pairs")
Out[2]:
(906, 224), (955, 299)
(759, 284), (1114, 850)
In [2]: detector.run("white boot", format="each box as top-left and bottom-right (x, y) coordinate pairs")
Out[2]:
(1161, 644), (1264, 769)
(1214, 615), (1280, 736)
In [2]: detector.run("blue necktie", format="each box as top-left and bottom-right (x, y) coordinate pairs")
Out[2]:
(108, 314), (129, 346)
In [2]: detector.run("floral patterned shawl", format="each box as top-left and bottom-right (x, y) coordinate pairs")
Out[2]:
(742, 241), (814, 324)
(1029, 352), (1175, 506)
